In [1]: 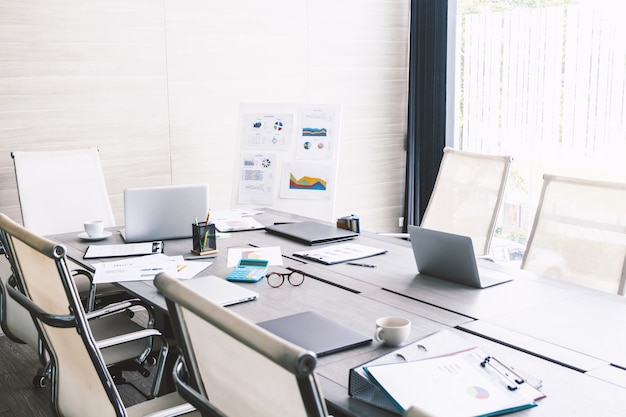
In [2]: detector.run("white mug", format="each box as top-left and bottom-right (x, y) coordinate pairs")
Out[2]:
(84, 220), (104, 237)
(374, 316), (411, 347)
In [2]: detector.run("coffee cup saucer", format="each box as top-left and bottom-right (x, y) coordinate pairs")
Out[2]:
(77, 231), (112, 241)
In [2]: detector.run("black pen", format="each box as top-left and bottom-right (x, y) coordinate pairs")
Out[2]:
(347, 262), (376, 268)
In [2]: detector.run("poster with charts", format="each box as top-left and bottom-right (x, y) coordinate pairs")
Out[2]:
(235, 103), (341, 220)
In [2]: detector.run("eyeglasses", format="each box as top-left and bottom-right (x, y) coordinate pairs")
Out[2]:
(266, 270), (306, 288)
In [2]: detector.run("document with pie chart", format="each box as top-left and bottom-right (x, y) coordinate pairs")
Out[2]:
(363, 347), (544, 416)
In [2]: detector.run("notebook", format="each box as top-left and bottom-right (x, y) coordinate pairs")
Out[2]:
(257, 311), (372, 357)
(181, 275), (258, 306)
(264, 221), (358, 246)
(408, 225), (513, 289)
(122, 184), (210, 243)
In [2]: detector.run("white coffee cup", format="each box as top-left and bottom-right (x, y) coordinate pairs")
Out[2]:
(374, 316), (411, 347)
(84, 220), (104, 237)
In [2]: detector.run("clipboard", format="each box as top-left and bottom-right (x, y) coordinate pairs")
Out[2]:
(362, 348), (542, 416)
(84, 241), (164, 259)
(349, 330), (544, 415)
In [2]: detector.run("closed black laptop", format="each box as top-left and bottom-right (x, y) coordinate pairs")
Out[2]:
(257, 311), (372, 357)
(264, 221), (358, 245)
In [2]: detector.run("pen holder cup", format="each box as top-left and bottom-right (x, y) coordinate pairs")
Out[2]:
(191, 222), (217, 255)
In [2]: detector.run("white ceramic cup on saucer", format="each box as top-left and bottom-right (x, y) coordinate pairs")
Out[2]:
(84, 220), (104, 237)
(374, 316), (411, 347)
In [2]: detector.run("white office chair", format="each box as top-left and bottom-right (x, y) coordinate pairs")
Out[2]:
(155, 272), (331, 417)
(0, 212), (194, 414)
(522, 174), (626, 295)
(11, 147), (116, 236)
(419, 147), (512, 257)
(12, 147), (122, 310)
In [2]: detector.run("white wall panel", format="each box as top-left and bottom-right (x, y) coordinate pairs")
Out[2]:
(0, 0), (170, 224)
(0, 0), (408, 232)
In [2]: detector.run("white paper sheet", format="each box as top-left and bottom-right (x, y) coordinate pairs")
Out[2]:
(226, 246), (283, 267)
(93, 254), (182, 283)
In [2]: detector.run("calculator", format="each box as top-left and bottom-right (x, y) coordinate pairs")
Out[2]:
(226, 258), (269, 283)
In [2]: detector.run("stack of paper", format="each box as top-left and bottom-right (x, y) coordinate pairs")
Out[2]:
(92, 254), (212, 283)
(211, 208), (264, 232)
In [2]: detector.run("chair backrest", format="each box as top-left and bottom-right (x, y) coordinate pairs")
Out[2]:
(521, 174), (626, 295)
(420, 147), (512, 256)
(0, 213), (124, 417)
(154, 272), (329, 417)
(12, 147), (115, 236)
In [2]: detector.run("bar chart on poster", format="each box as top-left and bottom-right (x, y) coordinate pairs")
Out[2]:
(233, 103), (342, 222)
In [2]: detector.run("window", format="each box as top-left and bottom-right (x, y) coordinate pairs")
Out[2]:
(453, 0), (626, 245)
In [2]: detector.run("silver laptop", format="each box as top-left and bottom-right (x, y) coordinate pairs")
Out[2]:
(123, 184), (210, 242)
(407, 225), (513, 288)
(182, 275), (258, 306)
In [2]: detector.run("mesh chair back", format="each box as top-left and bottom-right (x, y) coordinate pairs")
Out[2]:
(421, 147), (512, 256)
(155, 272), (329, 417)
(522, 174), (626, 295)
(12, 147), (115, 236)
(0, 213), (123, 417)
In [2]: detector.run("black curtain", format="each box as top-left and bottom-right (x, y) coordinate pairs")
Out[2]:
(404, 0), (449, 229)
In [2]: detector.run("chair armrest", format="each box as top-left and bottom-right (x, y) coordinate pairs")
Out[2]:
(143, 403), (196, 417)
(96, 328), (165, 350)
(7, 285), (75, 328)
(85, 298), (152, 321)
(172, 357), (227, 417)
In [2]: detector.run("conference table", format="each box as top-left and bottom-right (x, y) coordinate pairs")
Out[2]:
(52, 209), (626, 417)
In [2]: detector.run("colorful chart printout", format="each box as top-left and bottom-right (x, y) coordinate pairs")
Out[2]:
(280, 162), (333, 200)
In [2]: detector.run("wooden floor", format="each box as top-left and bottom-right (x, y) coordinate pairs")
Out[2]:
(0, 332), (155, 417)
